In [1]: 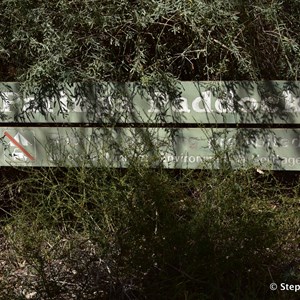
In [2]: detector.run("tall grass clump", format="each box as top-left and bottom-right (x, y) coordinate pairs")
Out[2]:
(0, 157), (299, 299)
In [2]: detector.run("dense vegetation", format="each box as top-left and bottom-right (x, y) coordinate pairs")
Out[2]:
(0, 166), (299, 299)
(1, 0), (300, 83)
(0, 0), (300, 299)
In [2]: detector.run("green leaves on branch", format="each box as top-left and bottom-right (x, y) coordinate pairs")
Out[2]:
(1, 0), (300, 83)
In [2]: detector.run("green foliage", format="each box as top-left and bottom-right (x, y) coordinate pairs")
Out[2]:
(1, 0), (300, 82)
(0, 162), (299, 299)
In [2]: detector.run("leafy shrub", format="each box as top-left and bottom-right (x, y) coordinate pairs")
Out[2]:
(1, 0), (300, 82)
(0, 161), (299, 299)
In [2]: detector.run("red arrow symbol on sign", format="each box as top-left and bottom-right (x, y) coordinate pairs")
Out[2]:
(4, 131), (35, 161)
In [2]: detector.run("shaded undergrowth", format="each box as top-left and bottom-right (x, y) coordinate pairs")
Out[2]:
(0, 162), (299, 299)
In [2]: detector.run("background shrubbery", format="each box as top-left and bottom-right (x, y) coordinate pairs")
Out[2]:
(1, 0), (300, 83)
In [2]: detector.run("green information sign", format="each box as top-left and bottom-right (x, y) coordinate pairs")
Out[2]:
(1, 81), (300, 170)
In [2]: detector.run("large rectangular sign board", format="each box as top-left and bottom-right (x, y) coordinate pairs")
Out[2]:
(1, 81), (300, 170)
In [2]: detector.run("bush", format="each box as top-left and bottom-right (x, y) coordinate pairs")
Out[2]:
(1, 0), (300, 82)
(0, 161), (299, 299)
